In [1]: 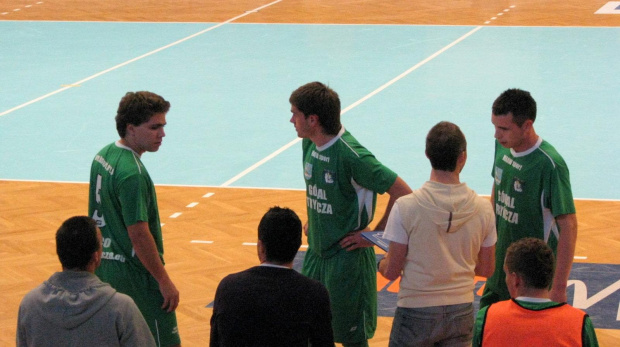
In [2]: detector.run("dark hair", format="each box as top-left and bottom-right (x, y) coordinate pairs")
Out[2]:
(505, 237), (555, 289)
(258, 206), (302, 264)
(115, 91), (170, 138)
(289, 81), (342, 135)
(425, 121), (467, 172)
(56, 216), (100, 270)
(492, 88), (537, 126)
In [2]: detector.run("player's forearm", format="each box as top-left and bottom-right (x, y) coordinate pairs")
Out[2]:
(374, 176), (412, 231)
(379, 242), (407, 281)
(127, 222), (172, 284)
(552, 214), (578, 291)
(474, 245), (495, 278)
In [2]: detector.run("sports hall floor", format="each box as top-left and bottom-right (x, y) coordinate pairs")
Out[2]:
(1, 1), (619, 345)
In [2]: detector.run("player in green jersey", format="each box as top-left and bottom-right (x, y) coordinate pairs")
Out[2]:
(289, 82), (412, 347)
(480, 88), (578, 308)
(88, 91), (181, 346)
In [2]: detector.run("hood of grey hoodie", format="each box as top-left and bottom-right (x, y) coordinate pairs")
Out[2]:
(35, 271), (116, 329)
(417, 181), (480, 233)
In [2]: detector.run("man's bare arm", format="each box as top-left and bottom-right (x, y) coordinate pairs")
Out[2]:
(549, 213), (578, 303)
(378, 241), (408, 281)
(475, 245), (495, 278)
(127, 222), (179, 312)
(374, 176), (413, 231)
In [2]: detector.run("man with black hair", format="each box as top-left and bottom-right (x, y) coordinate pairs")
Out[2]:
(481, 88), (577, 308)
(473, 237), (598, 346)
(17, 216), (155, 346)
(210, 206), (334, 347)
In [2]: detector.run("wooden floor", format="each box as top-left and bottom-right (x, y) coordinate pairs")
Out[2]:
(2, 181), (619, 346)
(3, 0), (620, 26)
(2, 1), (619, 346)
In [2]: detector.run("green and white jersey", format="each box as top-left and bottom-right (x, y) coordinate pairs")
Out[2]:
(88, 141), (164, 275)
(487, 137), (575, 295)
(302, 128), (397, 258)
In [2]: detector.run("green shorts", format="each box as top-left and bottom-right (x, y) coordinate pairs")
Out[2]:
(97, 260), (181, 346)
(302, 247), (377, 344)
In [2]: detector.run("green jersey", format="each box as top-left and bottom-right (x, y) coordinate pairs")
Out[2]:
(88, 141), (164, 275)
(301, 128), (396, 343)
(485, 138), (575, 299)
(302, 128), (397, 258)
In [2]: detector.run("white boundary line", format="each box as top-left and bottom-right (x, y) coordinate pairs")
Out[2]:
(0, 0), (282, 118)
(221, 26), (484, 187)
(1, 179), (616, 201)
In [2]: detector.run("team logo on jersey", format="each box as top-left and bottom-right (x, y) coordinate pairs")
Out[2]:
(304, 162), (313, 180)
(513, 177), (524, 193)
(324, 169), (334, 184)
(92, 210), (106, 228)
(494, 167), (503, 185)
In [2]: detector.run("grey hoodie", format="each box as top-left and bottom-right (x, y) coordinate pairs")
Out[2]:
(17, 271), (155, 346)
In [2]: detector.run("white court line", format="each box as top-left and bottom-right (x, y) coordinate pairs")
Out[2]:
(191, 240), (214, 244)
(221, 26), (484, 187)
(243, 242), (308, 248)
(221, 138), (301, 187)
(0, 0), (282, 118)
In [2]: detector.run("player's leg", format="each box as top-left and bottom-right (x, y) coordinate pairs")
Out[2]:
(112, 270), (181, 346)
(325, 247), (377, 346)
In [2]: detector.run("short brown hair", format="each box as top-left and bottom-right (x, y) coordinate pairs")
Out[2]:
(115, 91), (170, 138)
(505, 237), (555, 289)
(289, 82), (341, 135)
(425, 121), (466, 172)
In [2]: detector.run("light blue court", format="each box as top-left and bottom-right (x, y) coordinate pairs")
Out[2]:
(1, 21), (619, 200)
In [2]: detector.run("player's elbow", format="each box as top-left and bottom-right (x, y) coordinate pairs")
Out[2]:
(381, 266), (401, 281)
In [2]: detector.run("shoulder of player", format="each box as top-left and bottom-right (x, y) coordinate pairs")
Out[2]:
(535, 141), (569, 170)
(336, 132), (376, 159)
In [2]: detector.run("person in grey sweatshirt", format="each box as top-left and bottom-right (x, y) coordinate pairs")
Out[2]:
(16, 216), (155, 347)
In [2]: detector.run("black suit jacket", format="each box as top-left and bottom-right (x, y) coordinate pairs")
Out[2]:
(210, 265), (334, 347)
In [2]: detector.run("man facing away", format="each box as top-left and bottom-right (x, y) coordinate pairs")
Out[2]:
(88, 91), (181, 346)
(210, 206), (335, 347)
(481, 88), (578, 308)
(289, 81), (412, 347)
(17, 216), (155, 346)
(473, 237), (598, 346)
(379, 121), (496, 347)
